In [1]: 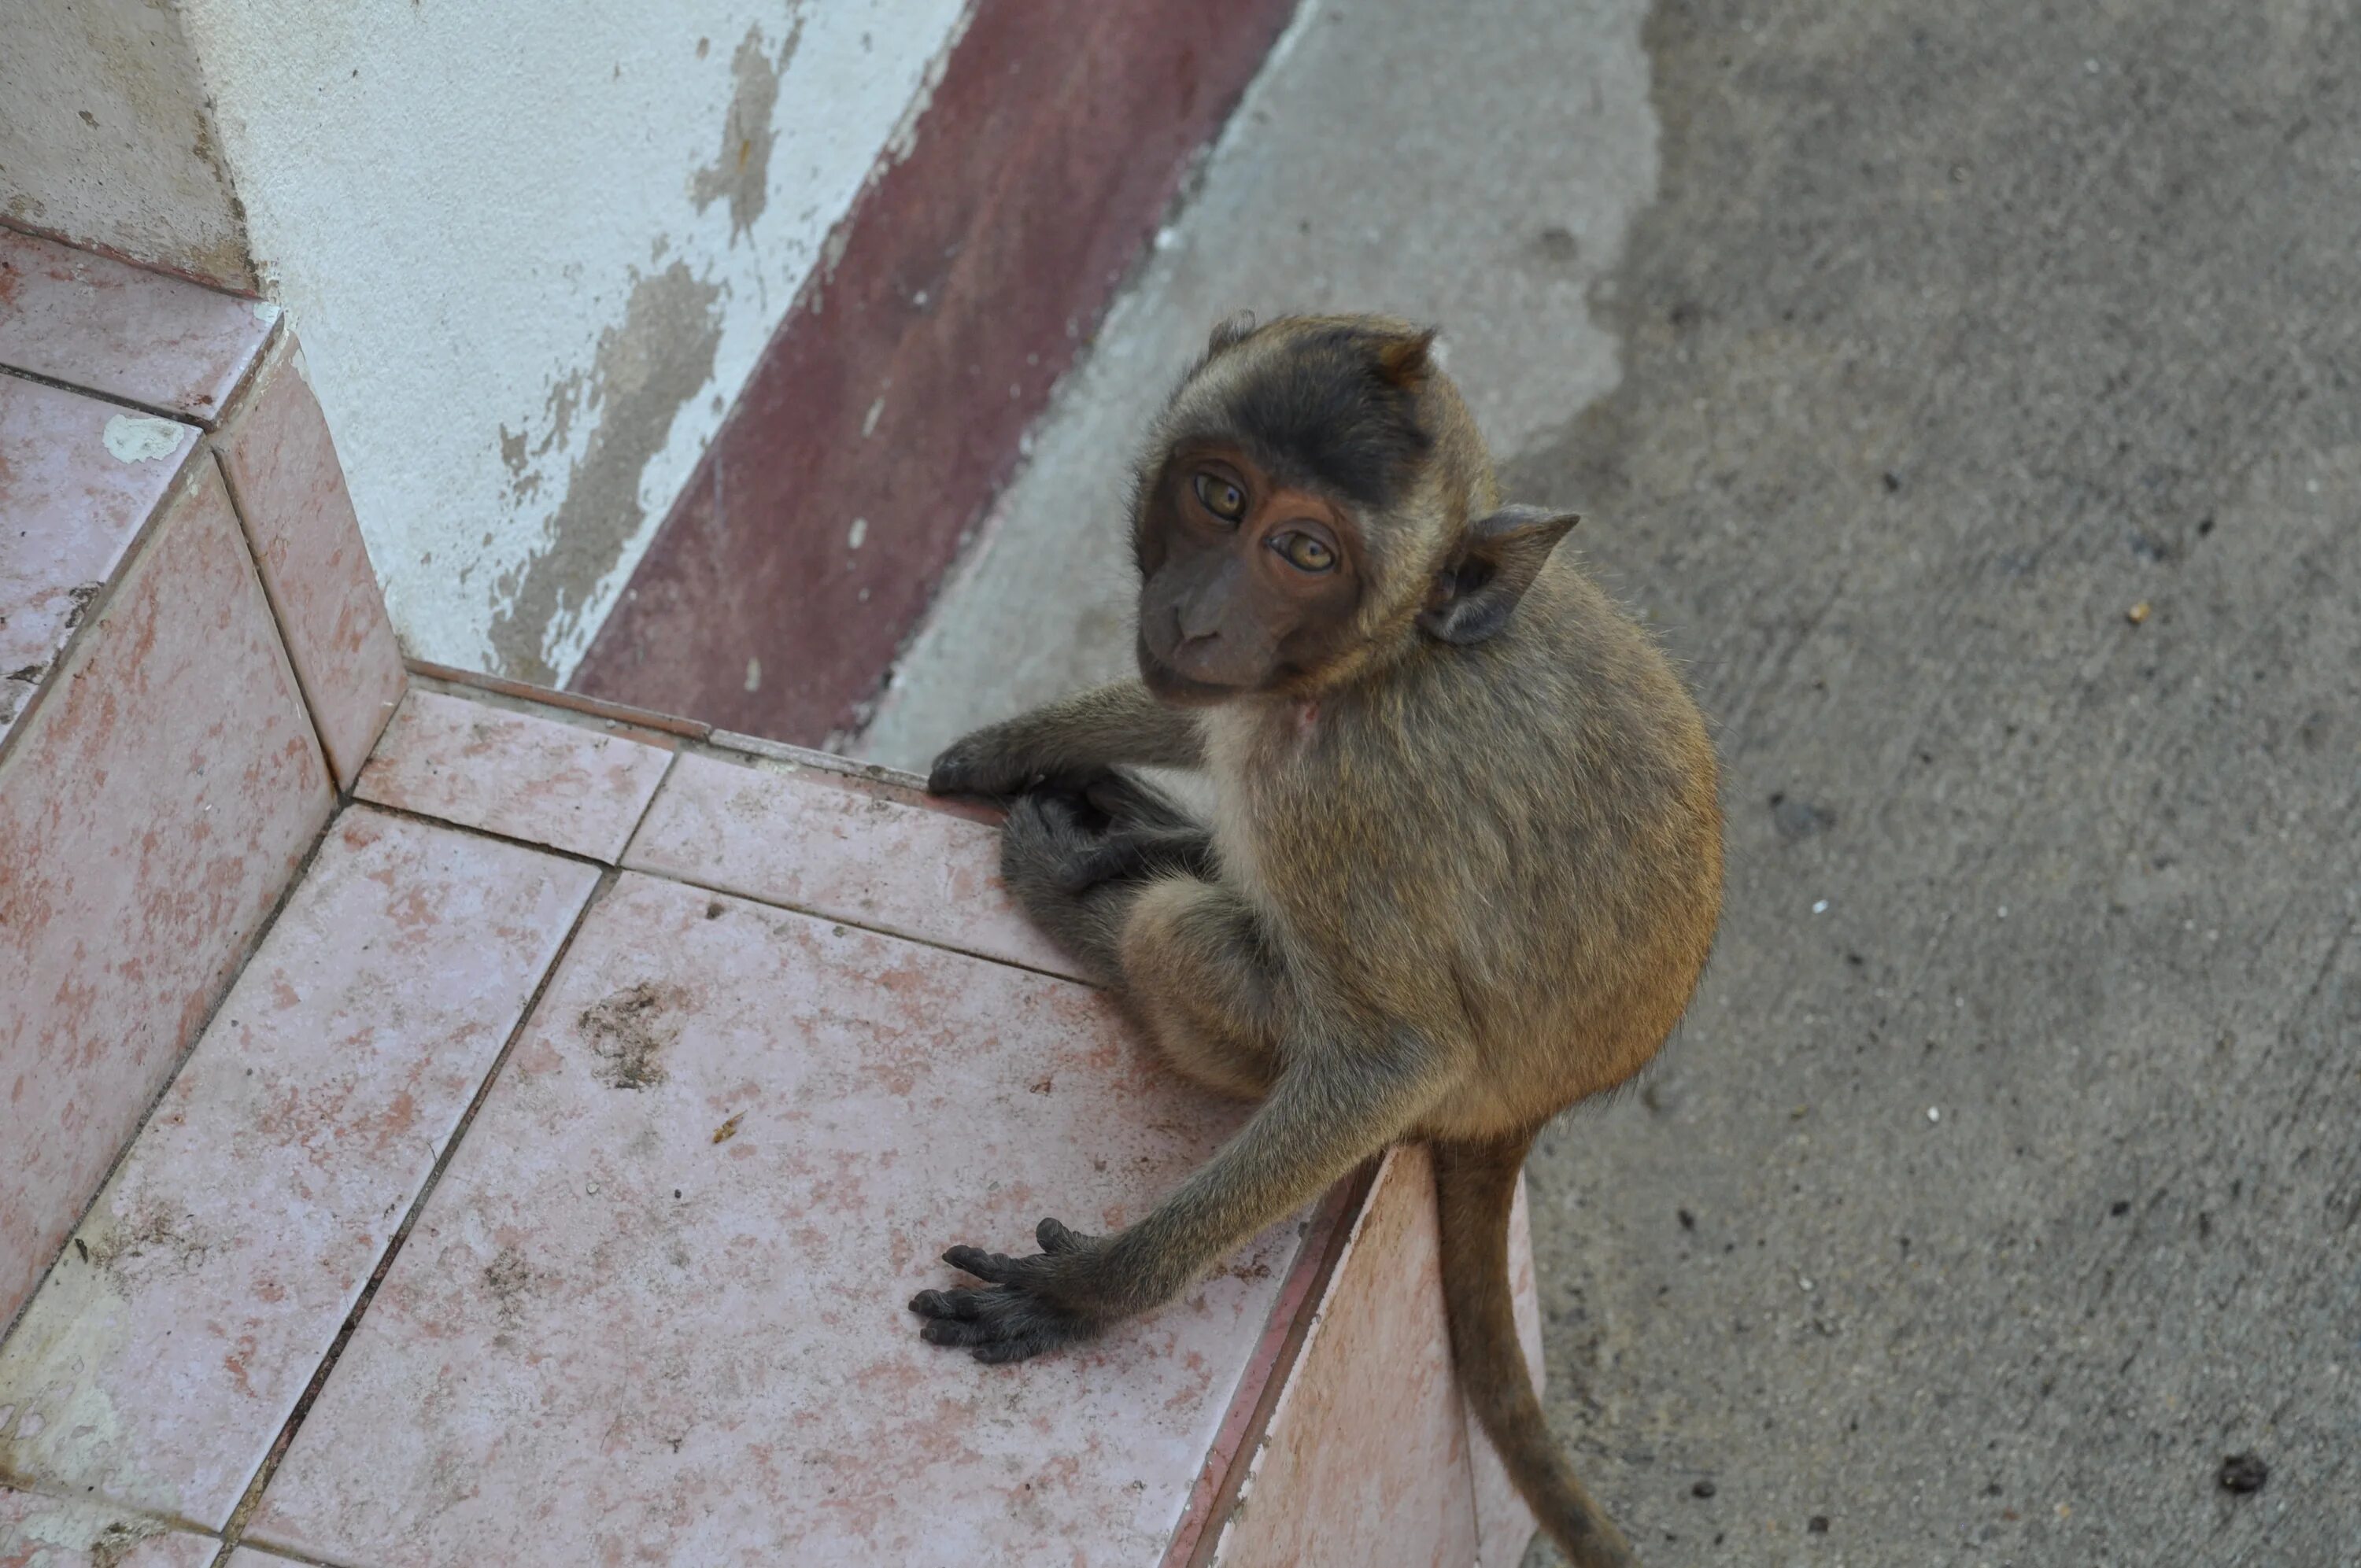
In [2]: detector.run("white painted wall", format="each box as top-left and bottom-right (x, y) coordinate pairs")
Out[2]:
(176, 0), (972, 681)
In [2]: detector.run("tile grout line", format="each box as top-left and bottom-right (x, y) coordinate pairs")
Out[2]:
(620, 857), (1099, 989)
(348, 758), (1084, 987)
(0, 245), (275, 763)
(197, 327), (397, 803)
(0, 1478), (221, 1548)
(348, 796), (626, 876)
(206, 867), (619, 1568)
(205, 437), (353, 799)
(0, 214), (271, 300)
(407, 657), (709, 740)
(613, 743), (684, 868)
(0, 360), (224, 431)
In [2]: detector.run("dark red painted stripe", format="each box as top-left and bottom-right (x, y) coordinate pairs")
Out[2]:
(570, 0), (1300, 743)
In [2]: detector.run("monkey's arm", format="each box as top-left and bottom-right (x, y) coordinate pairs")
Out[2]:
(910, 1029), (1436, 1361)
(927, 680), (1202, 797)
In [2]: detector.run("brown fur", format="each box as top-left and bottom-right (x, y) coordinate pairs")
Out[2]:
(913, 314), (1723, 1567)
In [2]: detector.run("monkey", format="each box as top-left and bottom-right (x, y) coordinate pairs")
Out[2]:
(909, 312), (1722, 1567)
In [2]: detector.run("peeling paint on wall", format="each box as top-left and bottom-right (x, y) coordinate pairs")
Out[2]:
(172, 0), (974, 678)
(690, 19), (801, 244)
(487, 261), (726, 683)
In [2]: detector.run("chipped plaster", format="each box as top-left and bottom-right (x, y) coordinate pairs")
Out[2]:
(173, 0), (972, 679)
(690, 22), (800, 245)
(487, 261), (724, 682)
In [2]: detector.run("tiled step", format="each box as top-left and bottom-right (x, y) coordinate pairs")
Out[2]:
(0, 808), (595, 1527)
(2, 226), (1543, 1564)
(0, 228), (279, 427)
(3, 681), (1544, 1563)
(2, 229), (405, 1331)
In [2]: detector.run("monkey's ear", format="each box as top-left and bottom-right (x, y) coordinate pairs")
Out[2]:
(1418, 506), (1580, 645)
(1374, 328), (1439, 389)
(1207, 311), (1258, 354)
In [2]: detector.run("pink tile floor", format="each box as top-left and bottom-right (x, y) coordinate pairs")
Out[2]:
(2, 226), (1540, 1565)
(1, 681), (1541, 1565)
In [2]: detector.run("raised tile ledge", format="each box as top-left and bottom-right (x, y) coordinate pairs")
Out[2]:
(0, 226), (277, 427)
(401, 658), (961, 805)
(0, 372), (205, 757)
(212, 331), (405, 791)
(0, 456), (334, 1334)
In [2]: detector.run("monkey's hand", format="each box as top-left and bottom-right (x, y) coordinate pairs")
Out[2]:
(926, 720), (1053, 799)
(909, 1218), (1115, 1363)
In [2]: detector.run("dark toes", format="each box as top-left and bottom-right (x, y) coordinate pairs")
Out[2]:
(1053, 843), (1123, 895)
(918, 1315), (997, 1347)
(970, 1328), (1077, 1364)
(942, 1245), (1021, 1283)
(1022, 787), (1092, 833)
(912, 1232), (1105, 1362)
(1002, 793), (1062, 840)
(908, 1286), (985, 1320)
(1080, 771), (1179, 828)
(1036, 1217), (1088, 1254)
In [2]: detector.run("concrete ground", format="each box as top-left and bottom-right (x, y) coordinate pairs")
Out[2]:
(860, 0), (2361, 1562)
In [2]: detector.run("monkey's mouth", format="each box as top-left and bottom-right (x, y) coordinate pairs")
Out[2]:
(1136, 636), (1241, 707)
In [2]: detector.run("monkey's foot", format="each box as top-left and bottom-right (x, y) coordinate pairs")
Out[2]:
(908, 1218), (1107, 1364)
(1000, 789), (1110, 896)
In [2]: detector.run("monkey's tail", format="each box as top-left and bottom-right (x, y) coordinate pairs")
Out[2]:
(1434, 1135), (1637, 1568)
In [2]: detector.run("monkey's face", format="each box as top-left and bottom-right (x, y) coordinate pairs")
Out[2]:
(1132, 445), (1365, 703)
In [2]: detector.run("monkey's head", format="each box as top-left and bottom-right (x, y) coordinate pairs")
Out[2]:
(1129, 312), (1577, 705)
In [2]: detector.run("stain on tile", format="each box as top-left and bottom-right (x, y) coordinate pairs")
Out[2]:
(216, 334), (405, 788)
(355, 688), (673, 861)
(1208, 1146), (1481, 1568)
(0, 464), (331, 1328)
(577, 979), (685, 1090)
(0, 808), (596, 1526)
(249, 873), (1303, 1566)
(0, 1484), (216, 1566)
(0, 230), (275, 424)
(0, 376), (195, 750)
(623, 750), (1081, 979)
(1465, 1173), (1545, 1568)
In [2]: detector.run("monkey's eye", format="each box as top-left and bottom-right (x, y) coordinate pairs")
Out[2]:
(1192, 471), (1247, 522)
(1272, 532), (1336, 574)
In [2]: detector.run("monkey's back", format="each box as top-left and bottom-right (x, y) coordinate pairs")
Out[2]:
(1215, 555), (1723, 1133)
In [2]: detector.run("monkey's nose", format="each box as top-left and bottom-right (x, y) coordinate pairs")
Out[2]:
(1172, 629), (1221, 670)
